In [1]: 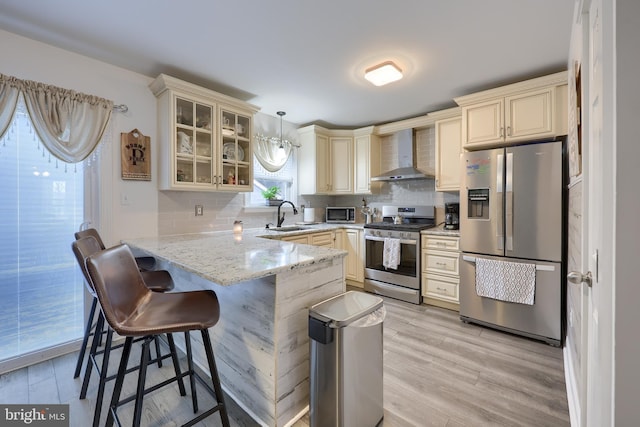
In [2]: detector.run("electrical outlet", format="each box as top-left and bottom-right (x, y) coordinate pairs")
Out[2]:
(195, 205), (203, 216)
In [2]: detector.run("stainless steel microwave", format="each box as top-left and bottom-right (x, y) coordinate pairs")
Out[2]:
(325, 207), (356, 223)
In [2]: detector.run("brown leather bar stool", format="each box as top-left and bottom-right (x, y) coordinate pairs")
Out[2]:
(72, 229), (173, 379)
(76, 228), (157, 271)
(86, 244), (230, 427)
(72, 237), (182, 427)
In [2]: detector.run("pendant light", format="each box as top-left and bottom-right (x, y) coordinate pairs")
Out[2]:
(277, 111), (286, 148)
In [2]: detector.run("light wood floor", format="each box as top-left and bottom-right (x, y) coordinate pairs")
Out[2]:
(0, 295), (569, 426)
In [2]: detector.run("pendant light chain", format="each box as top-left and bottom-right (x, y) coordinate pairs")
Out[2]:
(277, 111), (285, 149)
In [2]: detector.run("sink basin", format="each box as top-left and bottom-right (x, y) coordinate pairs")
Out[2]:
(268, 226), (306, 232)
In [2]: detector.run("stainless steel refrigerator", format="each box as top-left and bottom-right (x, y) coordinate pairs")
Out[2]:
(459, 140), (565, 346)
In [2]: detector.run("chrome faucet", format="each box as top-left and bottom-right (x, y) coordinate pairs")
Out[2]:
(277, 201), (298, 227)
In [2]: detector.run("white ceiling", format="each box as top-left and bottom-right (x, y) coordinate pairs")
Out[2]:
(0, 0), (575, 128)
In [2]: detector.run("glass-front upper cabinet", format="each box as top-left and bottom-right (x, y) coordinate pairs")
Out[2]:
(175, 97), (214, 186)
(220, 109), (252, 190)
(150, 74), (259, 192)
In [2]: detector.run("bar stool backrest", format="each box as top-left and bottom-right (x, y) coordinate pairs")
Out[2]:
(71, 236), (103, 297)
(75, 228), (106, 250)
(86, 244), (151, 336)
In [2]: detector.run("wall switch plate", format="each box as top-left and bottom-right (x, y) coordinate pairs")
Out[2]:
(195, 205), (203, 216)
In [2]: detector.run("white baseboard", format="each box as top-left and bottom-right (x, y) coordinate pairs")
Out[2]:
(563, 344), (582, 427)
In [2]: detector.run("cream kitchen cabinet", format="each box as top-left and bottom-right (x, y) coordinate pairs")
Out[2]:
(433, 110), (462, 192)
(298, 128), (330, 194)
(280, 230), (336, 248)
(329, 137), (353, 194)
(353, 128), (381, 194)
(150, 74), (259, 192)
(421, 234), (460, 308)
(310, 231), (336, 248)
(344, 228), (364, 286)
(280, 234), (311, 245)
(298, 126), (352, 194)
(219, 108), (253, 189)
(455, 71), (568, 150)
(298, 125), (380, 195)
(333, 229), (345, 250)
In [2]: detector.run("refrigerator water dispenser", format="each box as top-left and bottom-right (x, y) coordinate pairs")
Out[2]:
(467, 188), (489, 219)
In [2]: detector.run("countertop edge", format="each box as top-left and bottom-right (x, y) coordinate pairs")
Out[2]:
(421, 226), (460, 237)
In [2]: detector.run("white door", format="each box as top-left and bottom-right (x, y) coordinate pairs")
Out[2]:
(584, 0), (613, 424)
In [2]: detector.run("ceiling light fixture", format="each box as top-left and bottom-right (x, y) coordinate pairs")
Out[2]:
(277, 111), (286, 148)
(364, 61), (403, 86)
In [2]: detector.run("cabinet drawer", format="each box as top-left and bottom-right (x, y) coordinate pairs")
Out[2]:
(423, 250), (459, 275)
(281, 235), (310, 245)
(310, 232), (334, 248)
(421, 235), (459, 251)
(422, 273), (459, 301)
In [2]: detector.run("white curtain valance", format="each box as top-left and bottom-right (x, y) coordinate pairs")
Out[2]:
(0, 73), (113, 163)
(253, 135), (293, 172)
(0, 75), (21, 140)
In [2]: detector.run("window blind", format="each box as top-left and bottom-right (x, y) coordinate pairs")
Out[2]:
(0, 105), (85, 365)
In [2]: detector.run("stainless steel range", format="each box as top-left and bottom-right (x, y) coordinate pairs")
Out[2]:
(363, 205), (435, 304)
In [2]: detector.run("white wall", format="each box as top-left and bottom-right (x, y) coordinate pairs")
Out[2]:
(0, 28), (158, 246)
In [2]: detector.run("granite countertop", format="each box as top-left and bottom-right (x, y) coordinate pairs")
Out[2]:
(124, 228), (347, 286)
(256, 223), (365, 240)
(421, 225), (461, 237)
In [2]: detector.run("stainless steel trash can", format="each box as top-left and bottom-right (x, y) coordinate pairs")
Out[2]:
(309, 291), (385, 427)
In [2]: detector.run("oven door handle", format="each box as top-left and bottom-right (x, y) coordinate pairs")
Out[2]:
(365, 235), (417, 245)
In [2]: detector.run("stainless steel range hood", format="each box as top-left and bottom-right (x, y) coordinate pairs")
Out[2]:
(371, 128), (433, 181)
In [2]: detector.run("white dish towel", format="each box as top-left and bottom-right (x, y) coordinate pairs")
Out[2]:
(383, 237), (401, 270)
(475, 258), (536, 305)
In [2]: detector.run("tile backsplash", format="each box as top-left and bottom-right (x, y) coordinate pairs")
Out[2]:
(158, 191), (306, 235)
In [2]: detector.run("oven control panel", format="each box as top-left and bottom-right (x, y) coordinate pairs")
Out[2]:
(364, 229), (419, 240)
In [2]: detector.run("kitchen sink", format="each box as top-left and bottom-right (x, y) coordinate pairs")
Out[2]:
(268, 226), (306, 232)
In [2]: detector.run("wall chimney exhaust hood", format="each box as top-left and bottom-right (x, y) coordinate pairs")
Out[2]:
(370, 128), (433, 181)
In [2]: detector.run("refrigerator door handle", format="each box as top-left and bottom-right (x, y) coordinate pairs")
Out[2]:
(506, 152), (514, 251)
(496, 153), (504, 250)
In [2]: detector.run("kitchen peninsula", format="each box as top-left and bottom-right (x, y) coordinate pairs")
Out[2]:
(123, 230), (347, 427)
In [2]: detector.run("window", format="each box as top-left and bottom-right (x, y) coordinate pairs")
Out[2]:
(0, 104), (87, 370)
(246, 151), (297, 207)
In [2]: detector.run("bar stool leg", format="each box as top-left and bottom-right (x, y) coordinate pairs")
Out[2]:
(106, 336), (134, 427)
(202, 329), (231, 427)
(167, 333), (186, 396)
(74, 296), (98, 378)
(154, 336), (163, 368)
(92, 328), (113, 427)
(133, 336), (153, 427)
(185, 331), (199, 413)
(80, 313), (104, 399)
